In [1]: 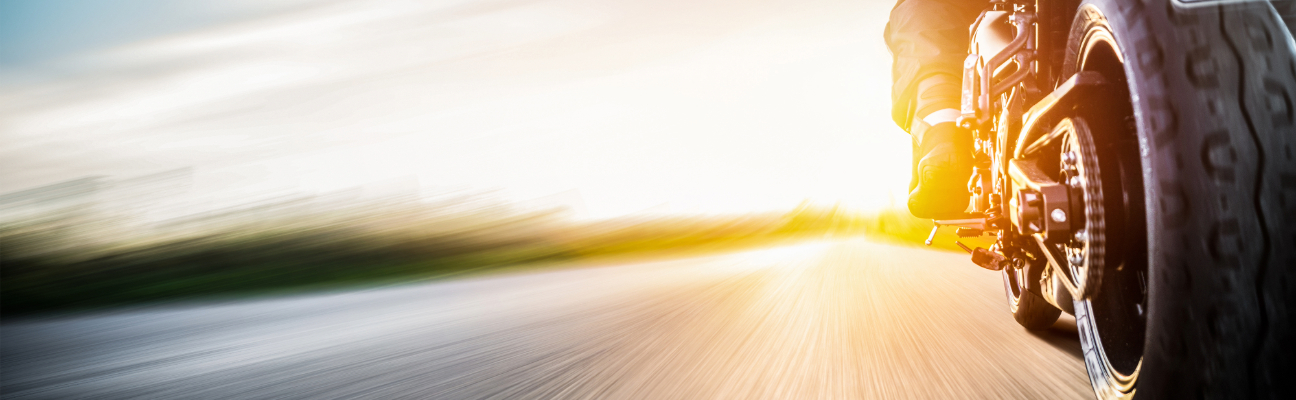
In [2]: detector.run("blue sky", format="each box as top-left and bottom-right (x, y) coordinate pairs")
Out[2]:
(0, 0), (313, 66)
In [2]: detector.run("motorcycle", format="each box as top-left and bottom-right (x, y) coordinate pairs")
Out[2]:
(924, 0), (1296, 398)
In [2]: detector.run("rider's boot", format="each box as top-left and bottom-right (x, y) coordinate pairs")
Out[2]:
(906, 74), (972, 219)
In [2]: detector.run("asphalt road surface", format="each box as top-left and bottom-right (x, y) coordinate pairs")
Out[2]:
(1, 239), (1091, 399)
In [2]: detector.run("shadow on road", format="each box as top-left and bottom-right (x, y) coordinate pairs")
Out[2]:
(1028, 315), (1084, 361)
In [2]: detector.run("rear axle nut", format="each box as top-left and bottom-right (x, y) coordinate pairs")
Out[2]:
(1050, 208), (1067, 223)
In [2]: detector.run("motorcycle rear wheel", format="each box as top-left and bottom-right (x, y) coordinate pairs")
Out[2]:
(1064, 0), (1296, 398)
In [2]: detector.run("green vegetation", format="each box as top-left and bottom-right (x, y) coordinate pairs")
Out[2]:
(1, 198), (881, 316)
(2, 188), (986, 316)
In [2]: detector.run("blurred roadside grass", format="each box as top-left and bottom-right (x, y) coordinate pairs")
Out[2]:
(1, 195), (982, 316)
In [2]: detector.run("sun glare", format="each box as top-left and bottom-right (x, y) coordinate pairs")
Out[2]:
(2, 0), (909, 219)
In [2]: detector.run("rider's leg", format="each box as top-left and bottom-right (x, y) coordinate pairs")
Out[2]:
(906, 73), (972, 219)
(884, 0), (982, 218)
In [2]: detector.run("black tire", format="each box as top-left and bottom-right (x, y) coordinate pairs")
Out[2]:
(1003, 262), (1063, 330)
(1063, 0), (1296, 398)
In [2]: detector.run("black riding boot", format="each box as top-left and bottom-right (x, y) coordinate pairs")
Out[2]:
(906, 74), (972, 219)
(907, 121), (972, 219)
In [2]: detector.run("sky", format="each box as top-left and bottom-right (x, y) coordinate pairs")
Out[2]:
(0, 0), (912, 219)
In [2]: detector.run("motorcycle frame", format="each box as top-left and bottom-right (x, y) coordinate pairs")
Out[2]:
(941, 0), (1102, 311)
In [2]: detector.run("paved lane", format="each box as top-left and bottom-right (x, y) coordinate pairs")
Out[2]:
(1, 239), (1090, 399)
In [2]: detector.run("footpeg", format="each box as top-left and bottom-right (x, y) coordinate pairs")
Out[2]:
(925, 217), (987, 246)
(970, 247), (1007, 271)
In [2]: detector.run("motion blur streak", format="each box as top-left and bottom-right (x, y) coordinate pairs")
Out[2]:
(1, 240), (1088, 399)
(0, 0), (910, 217)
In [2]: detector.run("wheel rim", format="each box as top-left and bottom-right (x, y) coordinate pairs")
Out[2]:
(1054, 8), (1153, 396)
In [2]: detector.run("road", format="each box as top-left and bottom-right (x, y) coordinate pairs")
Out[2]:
(1, 239), (1091, 399)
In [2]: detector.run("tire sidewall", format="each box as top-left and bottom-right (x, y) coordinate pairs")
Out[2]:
(1067, 0), (1282, 398)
